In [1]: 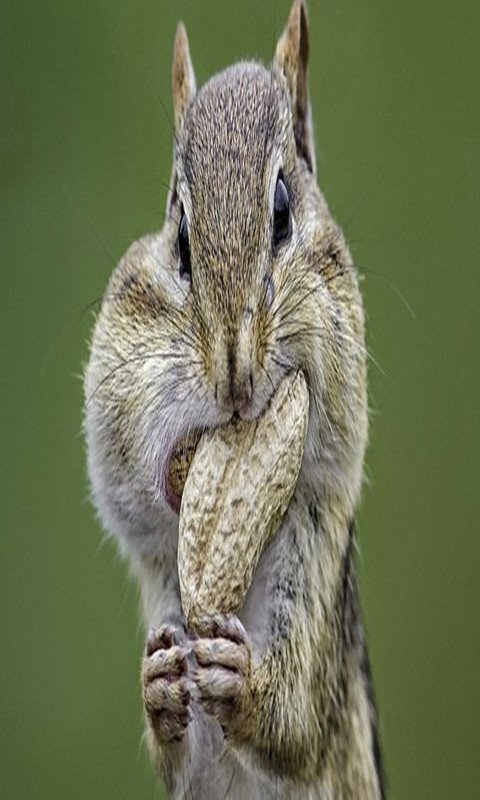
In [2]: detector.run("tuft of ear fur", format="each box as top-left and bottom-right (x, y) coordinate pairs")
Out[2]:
(275, 0), (316, 175)
(172, 22), (196, 134)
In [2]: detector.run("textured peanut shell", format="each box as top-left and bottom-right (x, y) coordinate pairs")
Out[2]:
(178, 370), (309, 629)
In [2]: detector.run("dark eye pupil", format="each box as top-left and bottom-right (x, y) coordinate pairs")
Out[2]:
(273, 172), (291, 248)
(178, 207), (191, 280)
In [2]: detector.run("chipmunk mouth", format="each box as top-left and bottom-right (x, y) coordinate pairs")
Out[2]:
(163, 430), (203, 514)
(161, 407), (264, 514)
(161, 371), (301, 515)
(161, 411), (246, 514)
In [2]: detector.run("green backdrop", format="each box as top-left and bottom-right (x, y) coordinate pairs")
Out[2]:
(1, 1), (479, 797)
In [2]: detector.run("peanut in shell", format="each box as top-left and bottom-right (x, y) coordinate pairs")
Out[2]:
(178, 370), (309, 630)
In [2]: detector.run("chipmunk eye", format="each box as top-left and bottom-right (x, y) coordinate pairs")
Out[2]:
(178, 206), (191, 281)
(272, 171), (291, 249)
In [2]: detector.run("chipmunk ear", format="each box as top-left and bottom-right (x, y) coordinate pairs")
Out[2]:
(274, 0), (316, 175)
(172, 22), (196, 134)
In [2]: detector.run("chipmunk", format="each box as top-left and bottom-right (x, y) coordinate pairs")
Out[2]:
(84, 1), (385, 797)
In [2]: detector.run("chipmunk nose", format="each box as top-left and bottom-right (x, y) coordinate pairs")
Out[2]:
(213, 312), (254, 414)
(214, 343), (253, 414)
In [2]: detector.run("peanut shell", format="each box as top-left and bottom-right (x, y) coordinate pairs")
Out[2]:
(178, 370), (309, 629)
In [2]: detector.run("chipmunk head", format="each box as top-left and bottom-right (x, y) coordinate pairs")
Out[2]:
(85, 0), (367, 558)
(169, 1), (317, 419)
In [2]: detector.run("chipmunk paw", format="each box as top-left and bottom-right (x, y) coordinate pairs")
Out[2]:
(192, 613), (251, 735)
(142, 624), (191, 745)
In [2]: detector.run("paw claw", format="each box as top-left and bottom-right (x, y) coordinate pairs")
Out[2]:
(194, 613), (247, 645)
(146, 623), (180, 655)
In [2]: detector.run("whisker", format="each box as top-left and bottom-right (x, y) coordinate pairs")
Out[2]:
(61, 179), (118, 266)
(85, 346), (203, 409)
(359, 266), (416, 320)
(153, 84), (178, 150)
(268, 352), (293, 372)
(223, 763), (238, 798)
(85, 346), (145, 407)
(259, 360), (276, 395)
(40, 295), (108, 381)
(274, 321), (386, 379)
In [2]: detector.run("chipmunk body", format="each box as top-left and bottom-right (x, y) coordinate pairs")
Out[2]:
(84, 2), (385, 797)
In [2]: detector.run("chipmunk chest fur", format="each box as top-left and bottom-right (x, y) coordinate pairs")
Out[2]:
(84, 1), (385, 797)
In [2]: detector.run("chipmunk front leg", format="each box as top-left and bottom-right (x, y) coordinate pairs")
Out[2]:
(192, 610), (310, 762)
(194, 616), (322, 783)
(191, 549), (322, 782)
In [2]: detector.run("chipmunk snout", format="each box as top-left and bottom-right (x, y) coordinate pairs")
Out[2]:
(213, 310), (254, 415)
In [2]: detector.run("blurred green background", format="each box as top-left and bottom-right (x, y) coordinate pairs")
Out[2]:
(1, 0), (479, 797)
